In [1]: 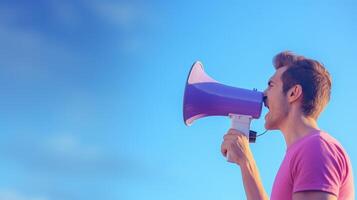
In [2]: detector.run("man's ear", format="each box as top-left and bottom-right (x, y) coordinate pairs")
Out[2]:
(287, 84), (303, 103)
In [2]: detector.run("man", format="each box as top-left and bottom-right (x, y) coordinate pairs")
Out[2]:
(221, 51), (354, 200)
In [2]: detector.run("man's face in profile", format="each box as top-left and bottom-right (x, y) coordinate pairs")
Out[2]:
(264, 66), (290, 130)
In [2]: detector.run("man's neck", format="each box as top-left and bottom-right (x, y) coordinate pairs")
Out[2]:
(279, 112), (320, 148)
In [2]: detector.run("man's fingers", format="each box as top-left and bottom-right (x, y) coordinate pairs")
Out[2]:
(223, 134), (236, 140)
(227, 129), (246, 136)
(223, 132), (246, 141)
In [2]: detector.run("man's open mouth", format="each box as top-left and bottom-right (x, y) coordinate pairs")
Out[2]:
(263, 96), (270, 120)
(263, 96), (269, 109)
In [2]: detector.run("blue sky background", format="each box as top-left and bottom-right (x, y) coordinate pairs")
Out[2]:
(0, 0), (356, 199)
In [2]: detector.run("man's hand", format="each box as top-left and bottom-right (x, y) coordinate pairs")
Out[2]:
(221, 129), (269, 200)
(221, 129), (253, 165)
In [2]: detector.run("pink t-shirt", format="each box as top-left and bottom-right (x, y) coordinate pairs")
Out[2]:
(271, 131), (354, 200)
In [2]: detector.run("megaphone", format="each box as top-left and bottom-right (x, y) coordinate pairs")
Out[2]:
(183, 61), (264, 143)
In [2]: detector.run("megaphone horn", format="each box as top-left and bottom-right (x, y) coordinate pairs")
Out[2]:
(183, 61), (264, 144)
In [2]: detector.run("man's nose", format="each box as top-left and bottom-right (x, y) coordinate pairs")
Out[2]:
(263, 88), (268, 96)
(263, 89), (268, 105)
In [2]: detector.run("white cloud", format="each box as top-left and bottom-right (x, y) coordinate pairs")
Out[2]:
(44, 134), (100, 161)
(0, 13), (80, 81)
(0, 132), (145, 179)
(86, 0), (151, 54)
(47, 0), (82, 28)
(0, 0), (150, 69)
(88, 0), (147, 30)
(46, 0), (150, 32)
(0, 24), (49, 79)
(0, 189), (48, 200)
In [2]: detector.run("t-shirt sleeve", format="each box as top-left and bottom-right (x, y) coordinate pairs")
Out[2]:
(291, 138), (344, 196)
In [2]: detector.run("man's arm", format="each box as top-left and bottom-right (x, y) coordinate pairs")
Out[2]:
(293, 191), (337, 200)
(221, 129), (269, 200)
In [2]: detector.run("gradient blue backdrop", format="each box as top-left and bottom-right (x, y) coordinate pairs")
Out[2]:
(0, 0), (356, 199)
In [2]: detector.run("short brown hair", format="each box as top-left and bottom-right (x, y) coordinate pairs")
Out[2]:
(273, 51), (332, 119)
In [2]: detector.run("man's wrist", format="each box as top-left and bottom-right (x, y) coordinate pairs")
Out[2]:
(239, 149), (254, 165)
(239, 153), (256, 172)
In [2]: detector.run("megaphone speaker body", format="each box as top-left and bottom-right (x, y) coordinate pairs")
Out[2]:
(183, 61), (264, 144)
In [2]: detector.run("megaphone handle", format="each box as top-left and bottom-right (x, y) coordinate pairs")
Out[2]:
(227, 114), (252, 163)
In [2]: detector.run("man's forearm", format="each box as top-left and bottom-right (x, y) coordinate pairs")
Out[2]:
(240, 159), (269, 200)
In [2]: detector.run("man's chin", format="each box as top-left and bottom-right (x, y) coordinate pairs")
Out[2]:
(264, 121), (278, 130)
(264, 123), (271, 130)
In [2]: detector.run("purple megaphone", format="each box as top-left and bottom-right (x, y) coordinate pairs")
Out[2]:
(183, 61), (264, 143)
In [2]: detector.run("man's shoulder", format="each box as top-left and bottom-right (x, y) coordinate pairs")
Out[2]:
(313, 131), (346, 154)
(291, 131), (347, 161)
(299, 131), (342, 150)
(291, 130), (352, 174)
(289, 131), (354, 199)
